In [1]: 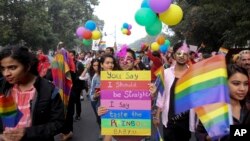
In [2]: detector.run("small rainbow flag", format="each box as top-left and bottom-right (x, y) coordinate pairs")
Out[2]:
(0, 95), (23, 127)
(175, 55), (230, 114)
(154, 66), (165, 96)
(51, 49), (74, 114)
(195, 103), (232, 140)
(218, 47), (229, 56)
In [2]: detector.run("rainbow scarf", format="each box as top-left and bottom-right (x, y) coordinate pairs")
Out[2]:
(154, 66), (165, 96)
(175, 55), (231, 139)
(0, 95), (23, 127)
(51, 49), (74, 114)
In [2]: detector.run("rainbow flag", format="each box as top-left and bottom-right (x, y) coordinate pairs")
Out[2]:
(195, 103), (232, 140)
(154, 66), (165, 96)
(218, 47), (228, 56)
(175, 55), (230, 113)
(0, 95), (23, 127)
(51, 49), (74, 114)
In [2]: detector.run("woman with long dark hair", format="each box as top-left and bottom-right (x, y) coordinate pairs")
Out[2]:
(0, 45), (64, 141)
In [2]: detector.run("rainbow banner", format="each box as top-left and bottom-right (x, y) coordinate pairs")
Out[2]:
(101, 71), (151, 136)
(195, 103), (232, 140)
(51, 49), (74, 114)
(154, 66), (165, 96)
(0, 95), (23, 127)
(175, 55), (230, 113)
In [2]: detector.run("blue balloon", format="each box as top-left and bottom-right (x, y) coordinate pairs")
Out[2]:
(141, 0), (150, 8)
(85, 20), (96, 31)
(123, 23), (129, 29)
(160, 44), (169, 54)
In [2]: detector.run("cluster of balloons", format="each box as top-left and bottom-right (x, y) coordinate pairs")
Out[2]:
(121, 23), (132, 36)
(135, 0), (183, 36)
(76, 20), (102, 46)
(151, 35), (170, 54)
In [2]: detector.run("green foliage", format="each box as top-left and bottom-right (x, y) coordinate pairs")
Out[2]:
(171, 0), (250, 51)
(0, 0), (103, 52)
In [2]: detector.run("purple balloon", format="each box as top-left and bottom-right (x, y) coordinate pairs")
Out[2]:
(76, 27), (85, 38)
(128, 24), (132, 30)
(149, 0), (171, 13)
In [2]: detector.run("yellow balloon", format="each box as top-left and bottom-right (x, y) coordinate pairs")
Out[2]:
(159, 4), (183, 26)
(92, 30), (102, 40)
(151, 42), (160, 51)
(122, 28), (128, 34)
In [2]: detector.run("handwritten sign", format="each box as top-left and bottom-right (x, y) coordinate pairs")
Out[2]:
(101, 71), (151, 136)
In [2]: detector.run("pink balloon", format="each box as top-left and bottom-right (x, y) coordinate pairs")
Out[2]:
(149, 0), (171, 13)
(76, 27), (85, 38)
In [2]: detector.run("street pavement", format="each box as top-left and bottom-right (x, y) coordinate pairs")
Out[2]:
(55, 92), (196, 141)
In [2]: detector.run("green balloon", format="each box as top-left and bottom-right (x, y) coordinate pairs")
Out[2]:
(145, 18), (162, 36)
(82, 39), (92, 46)
(135, 8), (157, 27)
(164, 40), (170, 46)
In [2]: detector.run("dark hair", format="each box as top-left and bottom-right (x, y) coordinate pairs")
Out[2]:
(152, 51), (161, 59)
(89, 58), (101, 79)
(126, 48), (136, 60)
(69, 50), (76, 56)
(173, 41), (184, 54)
(227, 64), (249, 79)
(0, 45), (39, 75)
(100, 54), (117, 70)
(106, 47), (114, 55)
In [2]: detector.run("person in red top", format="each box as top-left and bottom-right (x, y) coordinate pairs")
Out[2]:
(146, 50), (163, 82)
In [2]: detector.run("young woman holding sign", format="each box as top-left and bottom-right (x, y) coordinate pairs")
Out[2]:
(98, 48), (157, 141)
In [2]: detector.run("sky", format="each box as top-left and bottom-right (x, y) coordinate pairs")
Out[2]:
(94, 0), (147, 47)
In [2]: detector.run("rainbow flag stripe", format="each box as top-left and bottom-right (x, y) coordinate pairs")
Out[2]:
(0, 95), (23, 127)
(154, 66), (165, 95)
(0, 95), (17, 117)
(195, 103), (231, 139)
(51, 49), (73, 112)
(175, 55), (230, 114)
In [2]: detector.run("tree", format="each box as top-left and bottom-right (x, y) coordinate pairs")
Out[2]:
(0, 0), (103, 52)
(171, 0), (250, 52)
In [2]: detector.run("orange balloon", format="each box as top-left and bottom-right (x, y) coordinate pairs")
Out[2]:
(156, 35), (165, 45)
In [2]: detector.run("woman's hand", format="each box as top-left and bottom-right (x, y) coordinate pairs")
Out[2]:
(97, 106), (108, 116)
(153, 117), (160, 127)
(93, 89), (100, 99)
(3, 128), (25, 141)
(149, 83), (157, 98)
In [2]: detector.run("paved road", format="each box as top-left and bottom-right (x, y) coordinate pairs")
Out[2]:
(55, 92), (196, 141)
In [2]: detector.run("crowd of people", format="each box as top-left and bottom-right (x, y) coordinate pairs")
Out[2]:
(0, 41), (249, 141)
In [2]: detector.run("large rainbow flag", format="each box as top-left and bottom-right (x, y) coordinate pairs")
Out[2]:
(175, 55), (230, 113)
(51, 49), (74, 114)
(175, 55), (231, 139)
(154, 66), (165, 96)
(0, 95), (23, 127)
